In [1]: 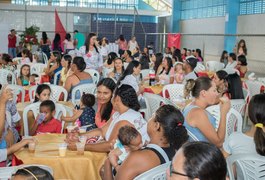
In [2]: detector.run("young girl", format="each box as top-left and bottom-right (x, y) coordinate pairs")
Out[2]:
(174, 63), (185, 84)
(34, 84), (51, 102)
(21, 49), (32, 64)
(108, 58), (124, 81)
(45, 51), (62, 85)
(17, 64), (31, 86)
(62, 93), (96, 131)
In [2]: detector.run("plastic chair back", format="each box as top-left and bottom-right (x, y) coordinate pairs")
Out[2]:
(71, 84), (97, 105)
(7, 84), (25, 103)
(227, 153), (265, 180)
(245, 80), (265, 98)
(230, 99), (246, 116)
(162, 84), (185, 102)
(31, 63), (46, 74)
(206, 61), (224, 72)
(134, 162), (170, 180)
(53, 70), (62, 85)
(0, 69), (16, 84)
(84, 69), (100, 85)
(194, 62), (206, 72)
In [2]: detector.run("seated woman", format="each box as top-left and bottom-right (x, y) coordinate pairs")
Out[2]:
(59, 54), (72, 86)
(66, 85), (149, 152)
(152, 53), (164, 76)
(95, 78), (116, 128)
(223, 93), (265, 157)
(225, 73), (244, 99)
(183, 77), (231, 147)
(103, 52), (118, 78)
(64, 56), (93, 99)
(156, 57), (174, 85)
(236, 55), (248, 78)
(117, 61), (143, 94)
(213, 70), (228, 95)
(168, 142), (227, 180)
(44, 51), (62, 85)
(108, 58), (124, 81)
(114, 105), (188, 179)
(225, 52), (237, 69)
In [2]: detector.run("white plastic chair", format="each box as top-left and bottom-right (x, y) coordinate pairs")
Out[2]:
(23, 102), (67, 136)
(227, 153), (265, 180)
(162, 84), (185, 102)
(230, 99), (246, 116)
(134, 162), (170, 180)
(42, 53), (48, 64)
(84, 69), (100, 85)
(143, 93), (177, 121)
(53, 70), (62, 85)
(206, 105), (242, 139)
(140, 69), (150, 80)
(6, 84), (25, 103)
(0, 69), (16, 84)
(194, 62), (206, 73)
(206, 61), (224, 72)
(242, 88), (250, 102)
(245, 80), (265, 98)
(31, 63), (46, 75)
(71, 84), (97, 105)
(102, 67), (113, 78)
(29, 84), (68, 103)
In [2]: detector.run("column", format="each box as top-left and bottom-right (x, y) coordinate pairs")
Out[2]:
(171, 0), (181, 33)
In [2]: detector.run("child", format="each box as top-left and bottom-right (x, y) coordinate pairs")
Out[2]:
(0, 53), (15, 72)
(17, 64), (31, 86)
(29, 74), (39, 86)
(108, 126), (142, 171)
(12, 166), (54, 180)
(34, 84), (51, 102)
(30, 100), (61, 135)
(21, 49), (32, 64)
(62, 93), (96, 131)
(174, 63), (185, 84)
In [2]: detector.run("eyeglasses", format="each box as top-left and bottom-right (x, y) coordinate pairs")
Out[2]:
(170, 162), (190, 178)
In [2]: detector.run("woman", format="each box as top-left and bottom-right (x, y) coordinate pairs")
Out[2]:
(157, 57), (174, 85)
(220, 50), (228, 66)
(226, 73), (244, 99)
(63, 33), (74, 54)
(139, 53), (149, 70)
(117, 60), (142, 94)
(225, 52), (237, 69)
(167, 142), (227, 180)
(100, 37), (109, 61)
(79, 33), (103, 72)
(116, 35), (128, 57)
(40, 32), (51, 59)
(44, 51), (62, 85)
(223, 94), (265, 157)
(108, 58), (124, 81)
(64, 56), (93, 98)
(66, 84), (149, 152)
(236, 55), (248, 78)
(183, 77), (231, 147)
(213, 70), (228, 95)
(153, 53), (164, 75)
(103, 52), (118, 78)
(181, 48), (187, 61)
(195, 48), (204, 62)
(237, 39), (247, 56)
(52, 33), (63, 52)
(123, 50), (133, 63)
(115, 105), (188, 179)
(59, 54), (72, 86)
(95, 78), (116, 128)
(172, 48), (182, 63)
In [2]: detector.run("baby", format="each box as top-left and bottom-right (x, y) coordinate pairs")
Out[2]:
(174, 63), (185, 84)
(109, 126), (143, 171)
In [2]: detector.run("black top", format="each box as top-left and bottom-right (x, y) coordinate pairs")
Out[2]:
(145, 146), (175, 164)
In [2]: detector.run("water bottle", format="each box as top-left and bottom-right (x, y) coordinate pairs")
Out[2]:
(149, 69), (155, 86)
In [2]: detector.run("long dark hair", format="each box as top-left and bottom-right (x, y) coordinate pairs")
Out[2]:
(196, 48), (204, 61)
(85, 32), (99, 53)
(51, 51), (61, 66)
(248, 94), (265, 156)
(220, 50), (228, 63)
(107, 52), (118, 65)
(227, 73), (244, 99)
(42, 32), (48, 44)
(160, 57), (173, 75)
(97, 78), (116, 122)
(237, 39), (247, 55)
(62, 54), (72, 70)
(181, 142), (227, 180)
(1, 53), (12, 63)
(72, 56), (86, 72)
(154, 105), (188, 150)
(34, 84), (51, 102)
(173, 48), (182, 62)
(53, 33), (61, 51)
(238, 55), (248, 66)
(65, 33), (71, 41)
(216, 70), (228, 81)
(117, 60), (140, 86)
(22, 49), (33, 62)
(114, 84), (140, 111)
(154, 53), (163, 74)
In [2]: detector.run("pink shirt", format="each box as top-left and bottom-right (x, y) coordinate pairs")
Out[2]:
(95, 103), (115, 128)
(36, 118), (62, 134)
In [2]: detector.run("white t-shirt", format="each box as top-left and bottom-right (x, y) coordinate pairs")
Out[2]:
(223, 132), (256, 155)
(184, 71), (197, 81)
(121, 74), (139, 93)
(128, 40), (138, 52)
(225, 61), (237, 69)
(100, 45), (109, 56)
(105, 109), (150, 144)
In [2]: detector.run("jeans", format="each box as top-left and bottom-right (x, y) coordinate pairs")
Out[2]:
(8, 48), (16, 58)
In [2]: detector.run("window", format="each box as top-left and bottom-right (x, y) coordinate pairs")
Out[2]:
(240, 0), (264, 15)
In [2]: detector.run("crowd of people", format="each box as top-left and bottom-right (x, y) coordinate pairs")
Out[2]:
(0, 29), (263, 180)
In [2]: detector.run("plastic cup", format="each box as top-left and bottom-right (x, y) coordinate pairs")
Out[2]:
(67, 125), (75, 133)
(79, 127), (86, 134)
(28, 142), (36, 153)
(58, 143), (67, 157)
(76, 142), (85, 155)
(79, 136), (87, 145)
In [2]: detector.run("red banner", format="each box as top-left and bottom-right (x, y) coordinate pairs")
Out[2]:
(55, 9), (66, 42)
(167, 33), (181, 49)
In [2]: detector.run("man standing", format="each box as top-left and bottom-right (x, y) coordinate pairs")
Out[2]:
(8, 29), (17, 58)
(73, 30), (85, 50)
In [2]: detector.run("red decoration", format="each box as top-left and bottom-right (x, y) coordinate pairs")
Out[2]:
(167, 33), (181, 49)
